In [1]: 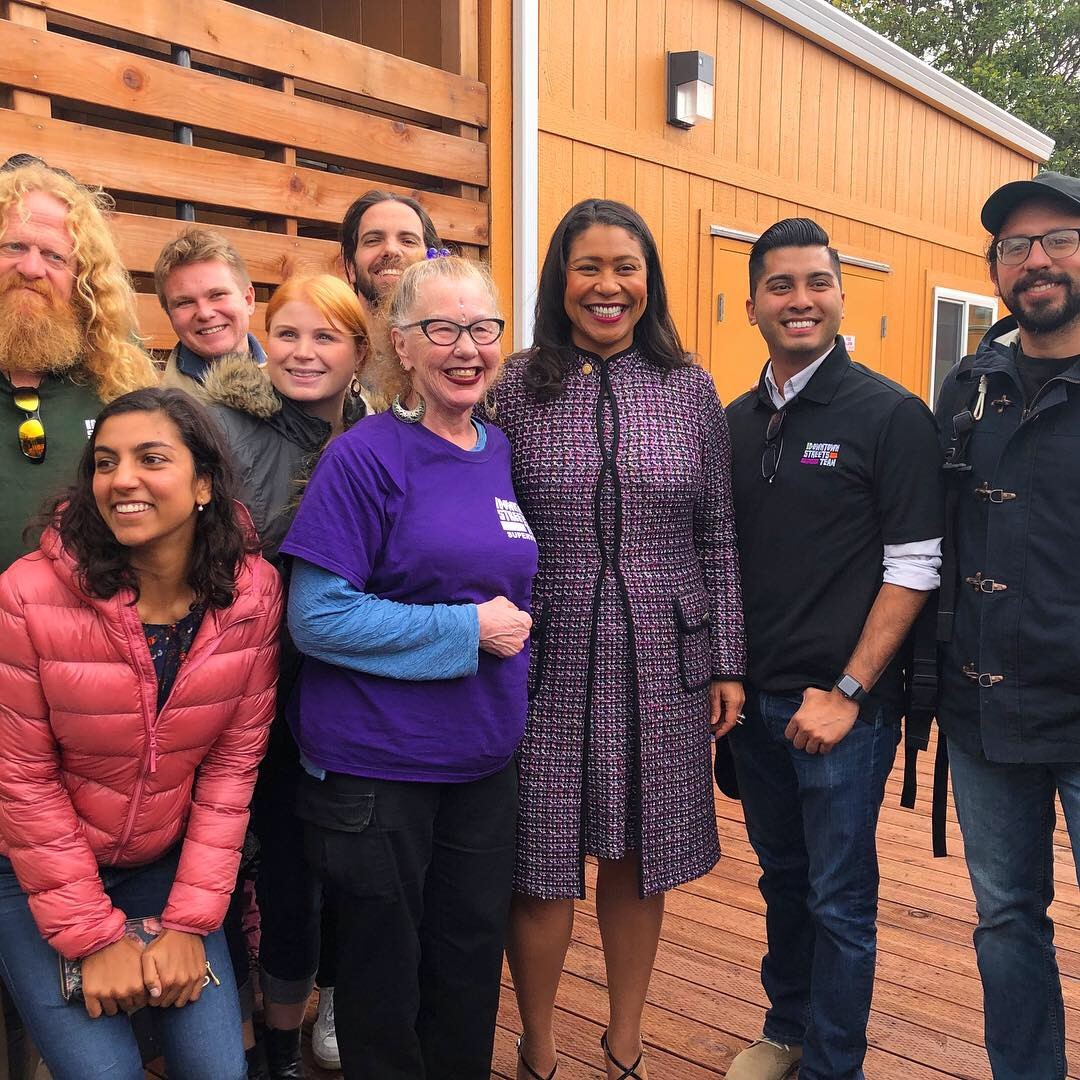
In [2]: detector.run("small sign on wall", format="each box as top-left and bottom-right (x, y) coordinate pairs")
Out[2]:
(843, 334), (856, 351)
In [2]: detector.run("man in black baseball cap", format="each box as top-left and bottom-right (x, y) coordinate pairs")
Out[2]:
(934, 169), (1080, 1079)
(980, 170), (1080, 233)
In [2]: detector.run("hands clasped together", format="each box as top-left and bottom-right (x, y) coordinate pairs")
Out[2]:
(476, 596), (532, 658)
(79, 928), (211, 1019)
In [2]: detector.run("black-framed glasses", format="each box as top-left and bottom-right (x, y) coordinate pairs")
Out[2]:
(399, 318), (505, 346)
(761, 409), (786, 484)
(995, 228), (1080, 267)
(13, 386), (45, 463)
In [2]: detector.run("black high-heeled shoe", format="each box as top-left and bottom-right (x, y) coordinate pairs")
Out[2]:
(601, 1031), (644, 1080)
(517, 1035), (558, 1080)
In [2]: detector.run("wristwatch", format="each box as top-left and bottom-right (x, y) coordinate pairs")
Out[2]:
(833, 673), (868, 704)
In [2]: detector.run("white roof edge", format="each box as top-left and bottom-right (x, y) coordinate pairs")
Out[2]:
(741, 0), (1055, 163)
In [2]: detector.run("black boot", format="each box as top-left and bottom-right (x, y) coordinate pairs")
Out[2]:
(264, 1026), (306, 1080)
(246, 1038), (271, 1080)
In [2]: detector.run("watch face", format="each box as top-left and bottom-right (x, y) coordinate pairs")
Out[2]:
(836, 674), (865, 701)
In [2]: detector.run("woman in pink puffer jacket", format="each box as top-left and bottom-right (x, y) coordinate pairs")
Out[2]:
(0, 387), (281, 1080)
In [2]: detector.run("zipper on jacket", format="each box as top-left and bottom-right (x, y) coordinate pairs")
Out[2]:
(112, 603), (161, 862)
(111, 605), (259, 858)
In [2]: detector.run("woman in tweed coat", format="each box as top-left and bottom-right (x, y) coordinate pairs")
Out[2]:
(497, 199), (746, 1080)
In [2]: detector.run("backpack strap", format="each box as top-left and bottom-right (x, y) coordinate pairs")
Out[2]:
(901, 356), (983, 855)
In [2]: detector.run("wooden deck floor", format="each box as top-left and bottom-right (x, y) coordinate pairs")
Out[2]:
(148, 735), (1080, 1079)
(489, 737), (1080, 1080)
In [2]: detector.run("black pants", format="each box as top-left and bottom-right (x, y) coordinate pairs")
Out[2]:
(298, 762), (518, 1080)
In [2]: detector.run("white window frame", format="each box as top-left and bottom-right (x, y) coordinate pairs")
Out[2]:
(929, 287), (998, 403)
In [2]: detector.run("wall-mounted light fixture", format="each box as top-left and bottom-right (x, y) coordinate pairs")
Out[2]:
(666, 50), (714, 129)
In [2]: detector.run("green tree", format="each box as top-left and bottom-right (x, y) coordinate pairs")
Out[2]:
(831, 0), (1079, 174)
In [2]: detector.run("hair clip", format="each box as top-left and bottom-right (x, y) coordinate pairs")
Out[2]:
(426, 247), (452, 259)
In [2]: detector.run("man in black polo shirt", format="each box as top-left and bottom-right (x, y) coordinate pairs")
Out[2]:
(723, 219), (943, 1080)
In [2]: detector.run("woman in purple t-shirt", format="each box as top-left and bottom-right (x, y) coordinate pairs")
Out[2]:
(280, 256), (537, 1079)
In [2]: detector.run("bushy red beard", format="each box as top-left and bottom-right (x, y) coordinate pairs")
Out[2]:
(0, 273), (85, 375)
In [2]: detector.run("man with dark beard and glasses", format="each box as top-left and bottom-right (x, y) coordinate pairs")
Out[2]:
(935, 171), (1080, 1080)
(0, 160), (156, 569)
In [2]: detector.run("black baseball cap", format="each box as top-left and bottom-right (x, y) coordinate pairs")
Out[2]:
(981, 172), (1080, 234)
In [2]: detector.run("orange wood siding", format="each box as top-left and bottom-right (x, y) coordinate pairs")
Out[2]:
(537, 0), (1040, 401)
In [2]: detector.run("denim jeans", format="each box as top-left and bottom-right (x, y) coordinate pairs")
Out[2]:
(949, 739), (1080, 1080)
(730, 688), (899, 1080)
(0, 848), (245, 1080)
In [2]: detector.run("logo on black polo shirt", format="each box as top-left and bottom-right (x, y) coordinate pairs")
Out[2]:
(800, 441), (840, 467)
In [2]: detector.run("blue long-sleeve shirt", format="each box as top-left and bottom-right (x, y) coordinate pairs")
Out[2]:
(288, 559), (480, 681)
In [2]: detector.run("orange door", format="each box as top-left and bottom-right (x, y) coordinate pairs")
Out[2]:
(707, 243), (769, 407)
(838, 270), (886, 371)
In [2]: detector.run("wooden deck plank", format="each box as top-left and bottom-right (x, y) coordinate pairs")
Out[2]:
(149, 734), (1080, 1078)
(488, 734), (1080, 1080)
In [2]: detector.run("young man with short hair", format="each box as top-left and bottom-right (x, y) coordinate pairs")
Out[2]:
(723, 218), (944, 1080)
(937, 172), (1080, 1080)
(155, 227), (262, 402)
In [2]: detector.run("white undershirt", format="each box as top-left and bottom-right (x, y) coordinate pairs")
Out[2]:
(763, 355), (942, 592)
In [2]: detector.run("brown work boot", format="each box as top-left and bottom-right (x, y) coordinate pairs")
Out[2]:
(725, 1037), (802, 1079)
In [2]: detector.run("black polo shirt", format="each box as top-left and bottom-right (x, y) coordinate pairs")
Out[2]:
(726, 340), (944, 712)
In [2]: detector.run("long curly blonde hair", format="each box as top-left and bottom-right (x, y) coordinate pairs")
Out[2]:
(0, 165), (157, 401)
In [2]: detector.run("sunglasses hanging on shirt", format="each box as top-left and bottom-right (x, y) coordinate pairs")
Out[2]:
(761, 408), (786, 484)
(13, 386), (46, 463)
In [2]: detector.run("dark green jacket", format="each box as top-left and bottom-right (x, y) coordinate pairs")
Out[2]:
(1, 370), (102, 572)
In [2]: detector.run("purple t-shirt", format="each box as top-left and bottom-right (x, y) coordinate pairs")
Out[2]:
(280, 411), (538, 782)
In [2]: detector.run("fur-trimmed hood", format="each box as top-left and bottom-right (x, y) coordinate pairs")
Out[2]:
(200, 355), (281, 422)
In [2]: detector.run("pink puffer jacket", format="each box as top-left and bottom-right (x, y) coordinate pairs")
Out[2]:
(0, 526), (282, 959)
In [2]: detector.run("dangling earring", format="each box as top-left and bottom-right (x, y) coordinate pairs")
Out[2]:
(196, 503), (205, 513)
(343, 376), (366, 426)
(482, 388), (497, 420)
(392, 394), (426, 424)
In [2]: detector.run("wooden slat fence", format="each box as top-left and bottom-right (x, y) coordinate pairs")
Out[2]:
(0, 0), (488, 348)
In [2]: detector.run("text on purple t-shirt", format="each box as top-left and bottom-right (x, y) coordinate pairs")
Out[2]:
(280, 411), (538, 782)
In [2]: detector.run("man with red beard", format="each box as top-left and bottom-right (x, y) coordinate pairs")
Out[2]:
(340, 190), (441, 313)
(0, 161), (156, 570)
(935, 171), (1080, 1080)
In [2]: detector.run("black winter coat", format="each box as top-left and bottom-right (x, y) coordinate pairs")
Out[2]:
(201, 358), (336, 558)
(937, 315), (1080, 762)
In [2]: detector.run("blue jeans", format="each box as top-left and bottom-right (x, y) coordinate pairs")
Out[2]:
(949, 739), (1080, 1080)
(0, 849), (245, 1080)
(730, 688), (899, 1080)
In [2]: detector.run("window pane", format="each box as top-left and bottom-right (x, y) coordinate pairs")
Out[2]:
(967, 304), (994, 356)
(933, 299), (964, 406)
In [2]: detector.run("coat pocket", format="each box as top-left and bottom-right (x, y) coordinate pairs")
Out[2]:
(674, 592), (711, 693)
(527, 600), (551, 701)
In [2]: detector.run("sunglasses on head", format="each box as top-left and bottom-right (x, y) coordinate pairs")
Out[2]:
(13, 386), (45, 463)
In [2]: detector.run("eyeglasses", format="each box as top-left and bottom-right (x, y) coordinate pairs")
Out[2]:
(761, 408), (786, 483)
(995, 228), (1080, 267)
(13, 386), (45, 463)
(399, 318), (505, 346)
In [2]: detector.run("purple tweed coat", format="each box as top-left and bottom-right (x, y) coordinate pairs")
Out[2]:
(495, 345), (746, 898)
